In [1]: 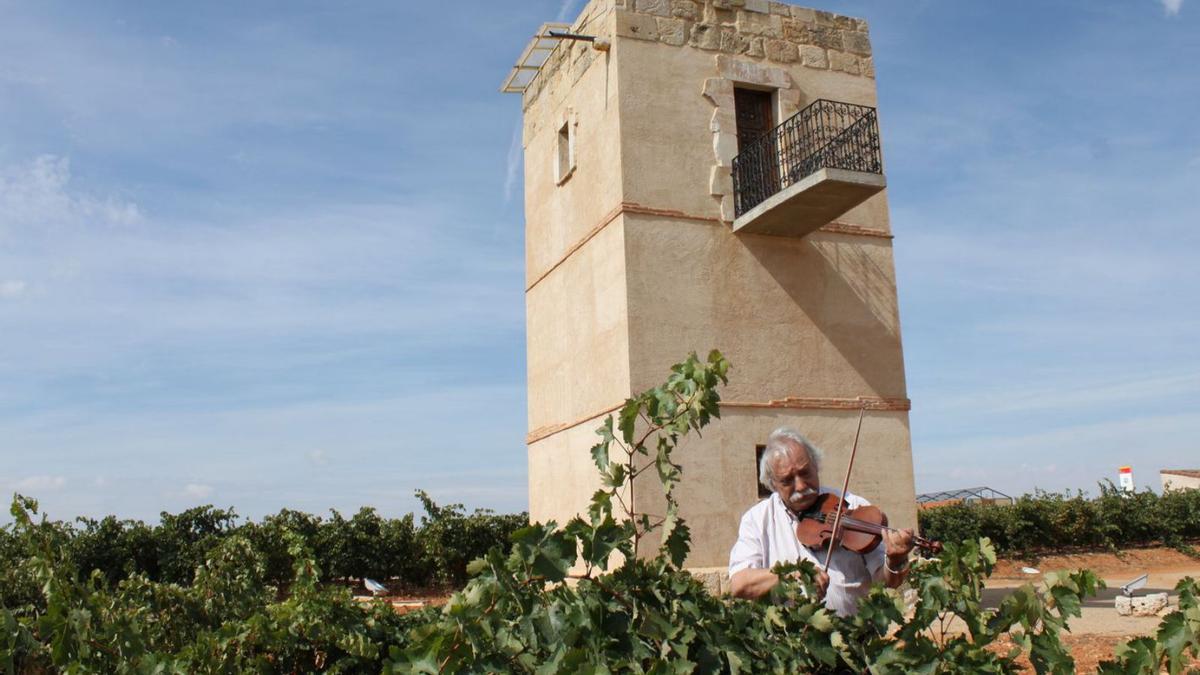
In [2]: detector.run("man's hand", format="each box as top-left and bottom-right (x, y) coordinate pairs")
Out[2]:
(883, 527), (915, 559)
(729, 568), (779, 600)
(814, 569), (829, 600)
(731, 567), (830, 601)
(784, 568), (829, 599)
(881, 528), (915, 588)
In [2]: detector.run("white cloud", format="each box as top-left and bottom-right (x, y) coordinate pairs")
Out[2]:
(503, 122), (522, 203)
(920, 370), (1200, 419)
(94, 475), (108, 488)
(12, 475), (66, 492)
(916, 409), (1200, 495)
(307, 449), (328, 465)
(0, 155), (141, 236)
(0, 280), (25, 298)
(0, 152), (522, 381)
(1161, 0), (1184, 15)
(0, 381), (528, 521)
(182, 483), (213, 499)
(556, 0), (581, 23)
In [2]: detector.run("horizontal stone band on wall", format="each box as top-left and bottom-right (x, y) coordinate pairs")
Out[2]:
(820, 221), (893, 240)
(526, 199), (891, 293)
(525, 203), (625, 293)
(526, 402), (624, 445)
(526, 395), (910, 444)
(723, 395), (911, 412)
(621, 202), (725, 223)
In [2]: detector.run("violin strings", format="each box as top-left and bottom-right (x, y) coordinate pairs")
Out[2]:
(811, 513), (934, 545)
(812, 512), (891, 533)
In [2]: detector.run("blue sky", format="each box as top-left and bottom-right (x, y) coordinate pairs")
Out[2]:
(1, 0), (1196, 523)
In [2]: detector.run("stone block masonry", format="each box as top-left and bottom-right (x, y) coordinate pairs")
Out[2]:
(616, 0), (873, 76)
(524, 0), (874, 111)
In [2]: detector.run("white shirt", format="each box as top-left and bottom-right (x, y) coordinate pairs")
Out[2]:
(728, 488), (886, 617)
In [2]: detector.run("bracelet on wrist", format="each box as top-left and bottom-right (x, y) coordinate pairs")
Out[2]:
(885, 557), (910, 575)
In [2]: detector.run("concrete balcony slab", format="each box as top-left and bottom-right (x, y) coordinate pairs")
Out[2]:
(731, 168), (885, 238)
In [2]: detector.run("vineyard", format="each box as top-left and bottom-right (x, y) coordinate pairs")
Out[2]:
(920, 485), (1200, 557)
(0, 491), (526, 597)
(3, 353), (1199, 673)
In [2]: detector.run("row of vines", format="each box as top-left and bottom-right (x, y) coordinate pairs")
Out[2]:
(8, 474), (1197, 608)
(3, 353), (1198, 672)
(0, 490), (526, 605)
(919, 484), (1200, 556)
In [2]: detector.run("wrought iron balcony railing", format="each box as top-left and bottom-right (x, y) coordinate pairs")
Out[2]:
(731, 99), (883, 218)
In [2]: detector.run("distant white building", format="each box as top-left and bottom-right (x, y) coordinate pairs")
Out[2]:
(1160, 470), (1200, 492)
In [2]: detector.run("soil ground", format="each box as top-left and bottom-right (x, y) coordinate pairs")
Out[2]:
(988, 547), (1199, 671)
(351, 584), (451, 614)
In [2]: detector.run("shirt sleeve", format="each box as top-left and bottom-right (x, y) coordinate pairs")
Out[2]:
(728, 508), (765, 577)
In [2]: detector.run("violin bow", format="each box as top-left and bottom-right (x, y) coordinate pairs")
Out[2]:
(822, 400), (867, 571)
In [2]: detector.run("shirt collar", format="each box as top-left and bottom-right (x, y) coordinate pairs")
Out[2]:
(771, 492), (802, 523)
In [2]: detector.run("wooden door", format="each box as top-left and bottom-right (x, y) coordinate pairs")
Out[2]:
(734, 87), (778, 201)
(734, 88), (774, 153)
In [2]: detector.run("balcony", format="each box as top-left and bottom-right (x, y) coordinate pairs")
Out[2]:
(731, 99), (885, 237)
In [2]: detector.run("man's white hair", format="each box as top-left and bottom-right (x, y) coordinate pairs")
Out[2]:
(759, 427), (824, 494)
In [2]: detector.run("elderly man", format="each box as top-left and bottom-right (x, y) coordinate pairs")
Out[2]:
(728, 427), (915, 616)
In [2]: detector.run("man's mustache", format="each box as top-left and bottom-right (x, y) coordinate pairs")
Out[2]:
(788, 487), (818, 504)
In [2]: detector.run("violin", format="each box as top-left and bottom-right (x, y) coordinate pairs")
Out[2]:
(795, 493), (943, 555)
(800, 403), (943, 567)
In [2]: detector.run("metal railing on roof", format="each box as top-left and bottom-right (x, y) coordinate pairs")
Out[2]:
(916, 487), (1015, 506)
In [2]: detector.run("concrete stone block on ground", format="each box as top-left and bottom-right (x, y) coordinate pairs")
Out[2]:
(689, 566), (731, 595)
(1114, 592), (1169, 616)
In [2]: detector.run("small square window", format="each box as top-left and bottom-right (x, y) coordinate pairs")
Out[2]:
(555, 120), (575, 184)
(755, 444), (770, 498)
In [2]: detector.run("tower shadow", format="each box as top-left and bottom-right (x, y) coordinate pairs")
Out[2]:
(738, 230), (907, 399)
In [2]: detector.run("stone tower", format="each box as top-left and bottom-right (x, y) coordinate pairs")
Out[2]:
(505, 0), (916, 572)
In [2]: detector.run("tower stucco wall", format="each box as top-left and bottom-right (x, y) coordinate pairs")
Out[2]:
(520, 0), (917, 571)
(523, 2), (629, 443)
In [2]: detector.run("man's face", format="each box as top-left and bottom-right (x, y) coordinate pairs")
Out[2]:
(771, 442), (821, 513)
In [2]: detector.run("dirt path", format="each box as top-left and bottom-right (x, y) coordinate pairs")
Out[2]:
(993, 546), (1200, 580)
(351, 584), (452, 614)
(993, 633), (1200, 673)
(989, 546), (1200, 671)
